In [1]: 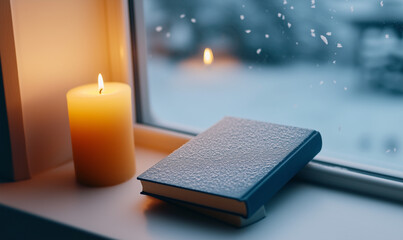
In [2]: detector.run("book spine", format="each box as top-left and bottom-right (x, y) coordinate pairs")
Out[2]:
(244, 131), (322, 217)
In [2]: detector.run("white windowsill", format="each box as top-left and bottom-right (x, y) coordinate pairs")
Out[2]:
(0, 125), (402, 239)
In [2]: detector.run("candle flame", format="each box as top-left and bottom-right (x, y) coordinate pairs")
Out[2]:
(98, 73), (104, 94)
(203, 48), (214, 65)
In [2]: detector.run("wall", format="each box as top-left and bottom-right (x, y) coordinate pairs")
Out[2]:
(9, 0), (133, 176)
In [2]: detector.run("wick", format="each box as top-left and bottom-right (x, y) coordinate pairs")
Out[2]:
(99, 88), (103, 94)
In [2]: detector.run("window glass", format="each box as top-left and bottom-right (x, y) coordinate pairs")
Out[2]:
(141, 0), (403, 172)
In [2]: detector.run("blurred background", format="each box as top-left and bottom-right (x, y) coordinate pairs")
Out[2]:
(141, 0), (403, 172)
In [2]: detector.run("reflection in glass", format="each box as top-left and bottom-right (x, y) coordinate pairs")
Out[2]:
(142, 0), (403, 172)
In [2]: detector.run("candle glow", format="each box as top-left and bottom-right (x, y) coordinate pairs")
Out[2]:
(98, 73), (104, 94)
(203, 48), (214, 65)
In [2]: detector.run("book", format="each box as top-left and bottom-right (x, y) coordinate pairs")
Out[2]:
(138, 117), (322, 218)
(149, 194), (266, 227)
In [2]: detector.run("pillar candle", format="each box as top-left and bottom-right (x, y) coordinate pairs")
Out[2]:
(66, 74), (135, 187)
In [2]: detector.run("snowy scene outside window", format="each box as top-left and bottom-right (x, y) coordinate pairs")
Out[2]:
(140, 0), (403, 172)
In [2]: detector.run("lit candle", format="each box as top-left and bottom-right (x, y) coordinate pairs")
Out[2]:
(203, 48), (214, 65)
(66, 74), (135, 187)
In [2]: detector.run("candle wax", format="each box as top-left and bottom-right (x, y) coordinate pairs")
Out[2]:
(67, 82), (135, 186)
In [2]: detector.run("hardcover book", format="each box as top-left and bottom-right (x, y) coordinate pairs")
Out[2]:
(151, 194), (266, 227)
(138, 117), (322, 218)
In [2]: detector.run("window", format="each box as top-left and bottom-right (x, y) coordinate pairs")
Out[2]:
(131, 0), (403, 177)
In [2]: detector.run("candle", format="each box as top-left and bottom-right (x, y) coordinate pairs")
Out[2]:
(66, 74), (135, 187)
(203, 48), (214, 65)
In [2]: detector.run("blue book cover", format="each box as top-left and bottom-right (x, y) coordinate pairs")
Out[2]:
(138, 117), (322, 217)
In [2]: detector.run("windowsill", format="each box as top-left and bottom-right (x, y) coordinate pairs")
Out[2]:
(0, 127), (402, 239)
(0, 146), (167, 238)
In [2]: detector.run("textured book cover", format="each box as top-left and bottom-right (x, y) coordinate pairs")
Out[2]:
(138, 117), (322, 217)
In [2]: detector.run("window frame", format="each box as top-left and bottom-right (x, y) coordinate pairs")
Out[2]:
(128, 0), (403, 201)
